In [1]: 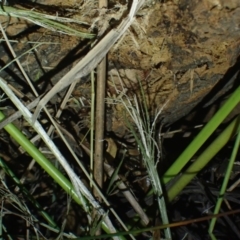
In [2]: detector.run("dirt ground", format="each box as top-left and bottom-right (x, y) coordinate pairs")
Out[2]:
(0, 0), (240, 132)
(1, 0), (240, 136)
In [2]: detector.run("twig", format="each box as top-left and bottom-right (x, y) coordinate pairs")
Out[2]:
(93, 0), (108, 205)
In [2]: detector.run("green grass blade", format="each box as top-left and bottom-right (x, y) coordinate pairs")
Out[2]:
(167, 115), (240, 202)
(163, 85), (240, 184)
(208, 118), (240, 237)
(0, 111), (126, 239)
(0, 157), (59, 229)
(122, 90), (171, 238)
(0, 110), (86, 207)
(106, 150), (126, 195)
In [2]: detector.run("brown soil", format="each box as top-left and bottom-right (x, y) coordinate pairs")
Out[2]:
(1, 0), (240, 135)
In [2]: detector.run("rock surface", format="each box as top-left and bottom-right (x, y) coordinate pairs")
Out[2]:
(108, 0), (240, 126)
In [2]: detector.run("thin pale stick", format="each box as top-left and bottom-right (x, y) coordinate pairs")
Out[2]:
(0, 97), (40, 130)
(17, 82), (78, 187)
(80, 143), (136, 240)
(32, 0), (144, 122)
(0, 77), (101, 213)
(104, 163), (149, 226)
(19, 81), (78, 151)
(0, 78), (123, 238)
(3, 81), (25, 99)
(43, 117), (123, 239)
(90, 71), (95, 185)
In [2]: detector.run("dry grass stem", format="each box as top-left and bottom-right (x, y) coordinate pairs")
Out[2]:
(32, 0), (145, 122)
(104, 163), (149, 226)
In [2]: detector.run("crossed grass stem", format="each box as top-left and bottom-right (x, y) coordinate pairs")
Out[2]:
(109, 82), (171, 239)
